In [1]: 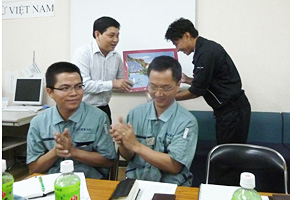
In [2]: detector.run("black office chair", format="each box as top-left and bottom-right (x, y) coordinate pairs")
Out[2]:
(206, 143), (288, 194)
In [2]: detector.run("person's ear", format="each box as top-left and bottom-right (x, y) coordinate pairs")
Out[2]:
(46, 88), (53, 98)
(184, 32), (191, 40)
(95, 30), (101, 39)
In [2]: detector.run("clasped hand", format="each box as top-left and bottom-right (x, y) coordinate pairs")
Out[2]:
(54, 128), (73, 158)
(110, 117), (140, 152)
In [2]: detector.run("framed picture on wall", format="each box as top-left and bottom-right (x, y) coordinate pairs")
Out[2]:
(123, 48), (178, 92)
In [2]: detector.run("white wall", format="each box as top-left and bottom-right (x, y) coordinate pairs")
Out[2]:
(70, 0), (196, 77)
(2, 0), (290, 124)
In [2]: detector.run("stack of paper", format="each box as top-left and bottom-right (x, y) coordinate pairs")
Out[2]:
(136, 180), (177, 200)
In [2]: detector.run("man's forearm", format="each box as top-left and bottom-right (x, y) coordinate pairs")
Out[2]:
(70, 147), (114, 168)
(175, 90), (199, 101)
(28, 148), (58, 174)
(119, 145), (135, 161)
(134, 144), (183, 174)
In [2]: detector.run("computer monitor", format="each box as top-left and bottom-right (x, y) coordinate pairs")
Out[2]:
(13, 77), (44, 105)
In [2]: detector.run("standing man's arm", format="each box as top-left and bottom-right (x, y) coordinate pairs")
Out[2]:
(112, 56), (133, 92)
(72, 49), (114, 94)
(181, 73), (194, 85)
(73, 47), (132, 93)
(175, 90), (199, 101)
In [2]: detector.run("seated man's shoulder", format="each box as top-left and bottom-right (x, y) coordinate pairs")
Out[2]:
(176, 104), (197, 122)
(129, 102), (150, 114)
(32, 106), (54, 121)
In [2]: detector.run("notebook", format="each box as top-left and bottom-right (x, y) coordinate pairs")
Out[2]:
(13, 172), (90, 200)
(14, 174), (59, 198)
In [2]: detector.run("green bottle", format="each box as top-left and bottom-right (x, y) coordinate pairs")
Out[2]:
(232, 172), (262, 200)
(54, 160), (80, 200)
(2, 159), (14, 200)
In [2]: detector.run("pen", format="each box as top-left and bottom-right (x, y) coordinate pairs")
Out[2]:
(39, 176), (45, 193)
(104, 124), (109, 134)
(183, 128), (189, 139)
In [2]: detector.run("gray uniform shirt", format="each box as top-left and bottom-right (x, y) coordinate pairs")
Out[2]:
(26, 102), (117, 178)
(125, 101), (198, 186)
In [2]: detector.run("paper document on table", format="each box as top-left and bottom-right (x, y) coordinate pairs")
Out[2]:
(198, 184), (269, 200)
(14, 172), (90, 200)
(136, 180), (177, 200)
(14, 173), (59, 198)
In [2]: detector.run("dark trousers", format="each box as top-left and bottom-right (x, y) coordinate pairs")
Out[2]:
(98, 105), (112, 125)
(215, 95), (251, 144)
(213, 95), (251, 185)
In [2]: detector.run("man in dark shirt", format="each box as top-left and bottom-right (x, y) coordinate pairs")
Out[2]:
(165, 18), (251, 144)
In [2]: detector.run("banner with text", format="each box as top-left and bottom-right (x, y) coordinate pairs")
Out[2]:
(2, 0), (54, 19)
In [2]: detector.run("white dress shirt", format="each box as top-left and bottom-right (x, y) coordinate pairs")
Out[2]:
(72, 40), (124, 106)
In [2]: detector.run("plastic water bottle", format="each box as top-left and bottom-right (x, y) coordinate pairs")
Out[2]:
(54, 160), (80, 200)
(232, 172), (262, 200)
(2, 159), (14, 200)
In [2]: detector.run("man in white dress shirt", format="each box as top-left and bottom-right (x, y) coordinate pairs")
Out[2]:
(73, 16), (132, 123)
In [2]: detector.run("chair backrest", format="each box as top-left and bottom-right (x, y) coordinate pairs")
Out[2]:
(282, 112), (290, 145)
(248, 112), (283, 143)
(206, 143), (288, 194)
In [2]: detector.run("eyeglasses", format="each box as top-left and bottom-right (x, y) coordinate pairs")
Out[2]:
(147, 83), (176, 93)
(51, 84), (84, 93)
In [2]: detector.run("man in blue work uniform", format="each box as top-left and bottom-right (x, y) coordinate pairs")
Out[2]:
(165, 18), (251, 144)
(110, 56), (198, 186)
(26, 62), (116, 179)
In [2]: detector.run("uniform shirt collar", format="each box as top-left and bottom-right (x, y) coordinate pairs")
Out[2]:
(52, 102), (84, 124)
(148, 100), (177, 122)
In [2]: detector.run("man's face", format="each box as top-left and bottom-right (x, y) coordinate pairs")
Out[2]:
(172, 32), (195, 55)
(95, 26), (119, 56)
(148, 69), (180, 111)
(47, 72), (83, 114)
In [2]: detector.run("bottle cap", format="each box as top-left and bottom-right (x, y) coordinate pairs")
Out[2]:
(2, 159), (7, 172)
(240, 172), (255, 189)
(60, 160), (74, 173)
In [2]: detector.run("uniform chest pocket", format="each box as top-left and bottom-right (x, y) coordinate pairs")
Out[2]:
(73, 133), (96, 151)
(42, 137), (55, 150)
(136, 135), (155, 147)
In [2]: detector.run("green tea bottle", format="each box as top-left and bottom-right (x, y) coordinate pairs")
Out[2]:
(232, 172), (262, 200)
(2, 159), (14, 200)
(54, 160), (80, 200)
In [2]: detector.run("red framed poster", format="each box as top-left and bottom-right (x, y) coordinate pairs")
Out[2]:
(123, 48), (178, 92)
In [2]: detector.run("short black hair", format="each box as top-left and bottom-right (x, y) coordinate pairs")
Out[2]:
(93, 16), (120, 38)
(45, 62), (82, 88)
(165, 18), (198, 41)
(147, 56), (181, 83)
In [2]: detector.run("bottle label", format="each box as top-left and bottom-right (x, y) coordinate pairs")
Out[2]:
(2, 179), (13, 200)
(55, 181), (80, 200)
